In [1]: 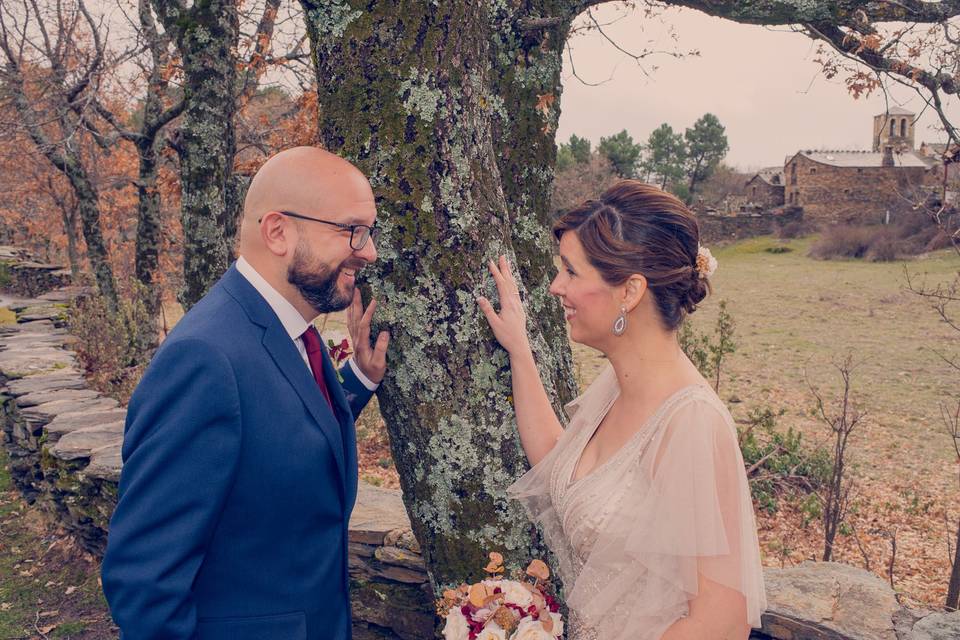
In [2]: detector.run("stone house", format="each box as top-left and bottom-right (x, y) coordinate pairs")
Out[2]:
(783, 148), (933, 224)
(744, 109), (941, 225)
(744, 167), (786, 209)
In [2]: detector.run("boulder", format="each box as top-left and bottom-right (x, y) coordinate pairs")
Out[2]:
(85, 442), (123, 482)
(759, 562), (899, 640)
(0, 347), (75, 375)
(21, 396), (118, 424)
(349, 483), (414, 545)
(908, 611), (960, 640)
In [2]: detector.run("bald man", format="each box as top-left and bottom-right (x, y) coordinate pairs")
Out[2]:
(102, 147), (389, 640)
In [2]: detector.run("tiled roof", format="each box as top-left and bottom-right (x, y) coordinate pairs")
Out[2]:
(797, 149), (932, 168)
(876, 107), (914, 116)
(753, 166), (785, 185)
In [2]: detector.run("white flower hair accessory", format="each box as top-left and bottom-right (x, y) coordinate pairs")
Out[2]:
(695, 245), (717, 279)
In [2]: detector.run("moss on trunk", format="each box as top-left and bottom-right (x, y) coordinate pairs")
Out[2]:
(302, 0), (576, 595)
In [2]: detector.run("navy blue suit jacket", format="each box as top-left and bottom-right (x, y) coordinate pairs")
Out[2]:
(102, 264), (373, 640)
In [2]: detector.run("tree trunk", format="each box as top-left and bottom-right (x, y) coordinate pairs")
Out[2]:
(134, 134), (162, 352)
(61, 156), (120, 312)
(60, 206), (81, 278)
(302, 0), (576, 593)
(156, 0), (240, 310)
(948, 518), (960, 610)
(223, 173), (250, 261)
(4, 73), (118, 310)
(50, 185), (81, 277)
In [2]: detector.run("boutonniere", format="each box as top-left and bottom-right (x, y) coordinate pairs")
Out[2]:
(327, 338), (352, 383)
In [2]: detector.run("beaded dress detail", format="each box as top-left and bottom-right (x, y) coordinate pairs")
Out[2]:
(507, 365), (767, 640)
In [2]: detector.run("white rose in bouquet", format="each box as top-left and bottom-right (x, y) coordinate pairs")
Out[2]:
(442, 608), (470, 640)
(475, 622), (507, 640)
(482, 579), (534, 608)
(512, 618), (555, 640)
(547, 612), (563, 638)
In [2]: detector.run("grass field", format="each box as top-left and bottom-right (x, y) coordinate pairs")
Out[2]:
(569, 235), (960, 606)
(346, 234), (960, 606)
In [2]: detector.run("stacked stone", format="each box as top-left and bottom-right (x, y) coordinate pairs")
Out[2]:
(0, 245), (73, 297)
(0, 287), (124, 556)
(348, 483), (435, 640)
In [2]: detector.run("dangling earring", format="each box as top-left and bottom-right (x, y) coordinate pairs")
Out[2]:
(613, 306), (627, 336)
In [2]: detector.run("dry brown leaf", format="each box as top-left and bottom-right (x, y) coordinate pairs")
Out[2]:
(468, 583), (488, 608)
(526, 559), (550, 581)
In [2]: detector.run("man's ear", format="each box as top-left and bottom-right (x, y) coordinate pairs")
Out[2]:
(260, 211), (294, 257)
(623, 274), (647, 313)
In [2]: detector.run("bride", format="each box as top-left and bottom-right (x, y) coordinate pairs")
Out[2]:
(477, 180), (766, 640)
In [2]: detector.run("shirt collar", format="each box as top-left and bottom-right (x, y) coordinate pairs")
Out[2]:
(236, 255), (311, 341)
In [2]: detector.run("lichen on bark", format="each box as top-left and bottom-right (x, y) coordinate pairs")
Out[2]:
(301, 0), (577, 596)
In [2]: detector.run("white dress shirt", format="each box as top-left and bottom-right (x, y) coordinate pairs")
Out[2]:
(236, 256), (378, 391)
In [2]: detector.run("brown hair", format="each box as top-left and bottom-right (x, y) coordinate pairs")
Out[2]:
(553, 180), (709, 331)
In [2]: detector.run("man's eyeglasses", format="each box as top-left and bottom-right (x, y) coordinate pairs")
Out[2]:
(270, 210), (380, 251)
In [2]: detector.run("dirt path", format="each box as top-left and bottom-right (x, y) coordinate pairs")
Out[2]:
(0, 451), (114, 639)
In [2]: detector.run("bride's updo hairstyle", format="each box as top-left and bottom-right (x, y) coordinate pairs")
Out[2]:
(553, 180), (710, 331)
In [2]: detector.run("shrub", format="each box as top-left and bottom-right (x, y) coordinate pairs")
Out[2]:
(865, 236), (900, 262)
(809, 225), (876, 260)
(777, 219), (816, 239)
(67, 284), (154, 404)
(739, 405), (832, 513)
(810, 211), (957, 261)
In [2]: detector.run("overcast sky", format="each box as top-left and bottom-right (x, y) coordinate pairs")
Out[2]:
(556, 5), (960, 171)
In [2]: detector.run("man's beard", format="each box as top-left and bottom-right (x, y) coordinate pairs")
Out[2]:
(287, 241), (356, 314)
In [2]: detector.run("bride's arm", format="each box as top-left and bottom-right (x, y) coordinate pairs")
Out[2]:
(659, 573), (751, 640)
(477, 255), (564, 466)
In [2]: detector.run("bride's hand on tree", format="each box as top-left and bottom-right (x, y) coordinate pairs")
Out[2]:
(477, 255), (532, 357)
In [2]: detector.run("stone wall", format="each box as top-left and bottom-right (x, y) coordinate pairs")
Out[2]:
(0, 246), (73, 297)
(1, 277), (958, 640)
(697, 207), (803, 244)
(784, 154), (930, 225)
(0, 283), (433, 639)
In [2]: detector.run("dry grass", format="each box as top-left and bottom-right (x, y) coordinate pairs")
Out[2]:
(348, 234), (959, 607)
(150, 237), (960, 607)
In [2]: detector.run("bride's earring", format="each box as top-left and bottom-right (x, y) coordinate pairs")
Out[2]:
(613, 306), (627, 336)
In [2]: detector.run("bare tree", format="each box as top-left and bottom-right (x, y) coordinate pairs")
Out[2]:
(808, 355), (865, 562)
(151, 0), (306, 309)
(905, 202), (960, 609)
(0, 0), (121, 310)
(85, 0), (185, 351)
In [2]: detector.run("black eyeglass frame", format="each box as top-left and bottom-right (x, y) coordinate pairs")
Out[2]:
(265, 210), (380, 251)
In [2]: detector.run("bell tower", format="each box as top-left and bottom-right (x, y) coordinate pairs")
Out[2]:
(873, 107), (915, 152)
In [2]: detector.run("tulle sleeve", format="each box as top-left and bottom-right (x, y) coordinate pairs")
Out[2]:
(569, 393), (767, 640)
(506, 366), (618, 591)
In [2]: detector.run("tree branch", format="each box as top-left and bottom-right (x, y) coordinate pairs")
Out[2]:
(566, 0), (960, 27)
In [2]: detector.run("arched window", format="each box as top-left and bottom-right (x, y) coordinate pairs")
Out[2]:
(890, 119), (895, 136)
(900, 119), (907, 137)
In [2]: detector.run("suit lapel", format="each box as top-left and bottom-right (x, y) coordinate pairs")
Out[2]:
(261, 322), (347, 496)
(222, 265), (347, 498)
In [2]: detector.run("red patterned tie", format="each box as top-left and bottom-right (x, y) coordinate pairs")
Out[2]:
(301, 326), (334, 410)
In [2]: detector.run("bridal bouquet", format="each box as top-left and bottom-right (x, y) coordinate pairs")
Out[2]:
(437, 552), (563, 640)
